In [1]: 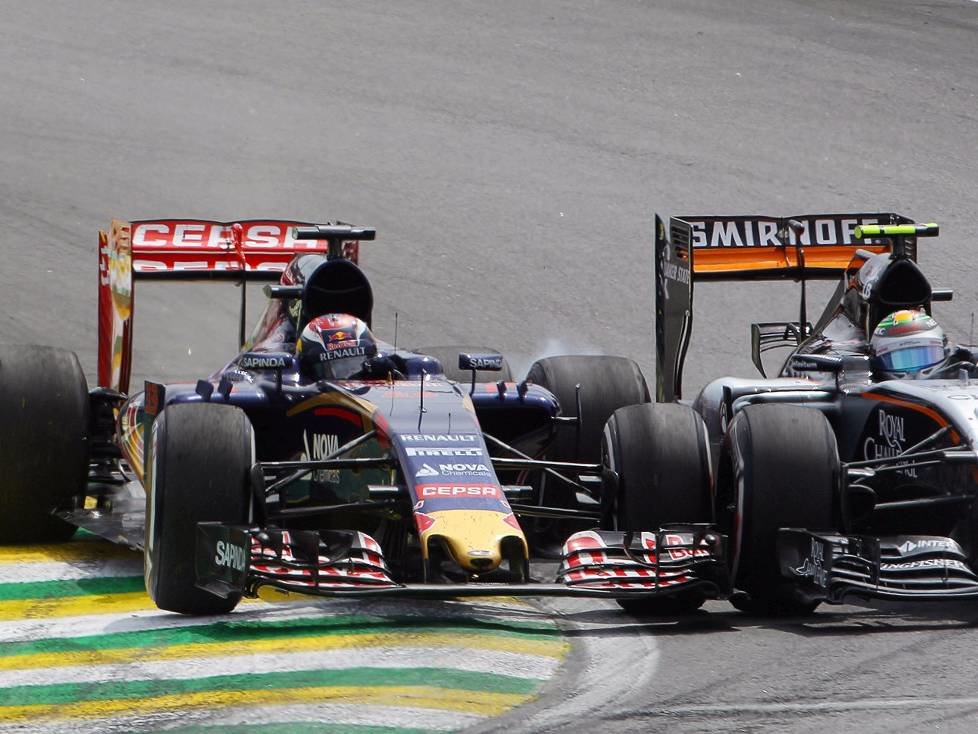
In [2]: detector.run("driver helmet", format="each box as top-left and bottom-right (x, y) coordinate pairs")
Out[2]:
(298, 313), (377, 379)
(870, 309), (948, 374)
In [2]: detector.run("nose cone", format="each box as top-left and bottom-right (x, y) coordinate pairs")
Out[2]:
(422, 510), (527, 573)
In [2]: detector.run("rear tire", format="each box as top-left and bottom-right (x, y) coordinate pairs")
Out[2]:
(414, 345), (512, 383)
(528, 355), (650, 465)
(602, 403), (712, 614)
(0, 345), (88, 543)
(526, 355), (651, 546)
(145, 403), (253, 615)
(718, 404), (838, 616)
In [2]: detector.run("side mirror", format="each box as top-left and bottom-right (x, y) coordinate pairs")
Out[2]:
(790, 353), (872, 392)
(458, 353), (504, 371)
(458, 353), (504, 395)
(789, 354), (844, 373)
(262, 285), (303, 300)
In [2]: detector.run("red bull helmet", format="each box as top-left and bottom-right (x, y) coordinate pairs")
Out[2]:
(298, 313), (377, 379)
(871, 309), (948, 374)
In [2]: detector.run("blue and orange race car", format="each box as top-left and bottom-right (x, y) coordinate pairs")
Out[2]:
(0, 219), (725, 615)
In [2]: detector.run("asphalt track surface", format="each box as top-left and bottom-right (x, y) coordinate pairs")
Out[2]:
(2, 0), (978, 731)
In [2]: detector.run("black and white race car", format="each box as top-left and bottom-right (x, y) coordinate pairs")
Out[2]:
(601, 212), (978, 614)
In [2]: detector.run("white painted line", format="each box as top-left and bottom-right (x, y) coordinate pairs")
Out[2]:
(0, 645), (559, 688)
(0, 558), (142, 583)
(0, 598), (552, 643)
(190, 703), (486, 731)
(0, 602), (305, 643)
(0, 703), (482, 733)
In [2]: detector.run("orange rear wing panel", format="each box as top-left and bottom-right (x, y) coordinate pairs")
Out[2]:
(96, 219), (356, 393)
(679, 213), (915, 280)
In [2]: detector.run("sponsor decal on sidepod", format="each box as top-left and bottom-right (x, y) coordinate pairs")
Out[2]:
(863, 409), (918, 478)
(301, 431), (340, 482)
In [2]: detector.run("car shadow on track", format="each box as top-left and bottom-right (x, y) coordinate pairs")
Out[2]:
(770, 600), (978, 637)
(543, 603), (739, 638)
(545, 598), (978, 639)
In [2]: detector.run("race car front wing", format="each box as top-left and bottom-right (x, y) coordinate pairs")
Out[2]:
(778, 529), (978, 602)
(195, 523), (728, 601)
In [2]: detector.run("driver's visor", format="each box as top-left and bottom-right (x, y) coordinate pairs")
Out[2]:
(878, 345), (946, 372)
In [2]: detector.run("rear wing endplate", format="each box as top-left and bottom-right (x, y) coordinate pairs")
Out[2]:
(97, 219), (370, 393)
(655, 216), (694, 403)
(654, 212), (915, 401)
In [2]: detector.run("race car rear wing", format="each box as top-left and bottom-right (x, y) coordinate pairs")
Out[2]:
(654, 212), (920, 401)
(97, 219), (371, 393)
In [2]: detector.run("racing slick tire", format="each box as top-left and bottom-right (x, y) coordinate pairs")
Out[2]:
(415, 345), (513, 383)
(527, 355), (650, 466)
(145, 403), (253, 615)
(718, 404), (838, 616)
(602, 402), (712, 614)
(0, 345), (88, 543)
(527, 355), (650, 509)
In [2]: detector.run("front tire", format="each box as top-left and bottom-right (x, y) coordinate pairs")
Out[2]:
(145, 403), (253, 615)
(602, 403), (712, 614)
(0, 345), (88, 543)
(718, 404), (838, 616)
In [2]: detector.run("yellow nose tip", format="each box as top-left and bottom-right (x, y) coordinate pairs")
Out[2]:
(421, 510), (527, 573)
